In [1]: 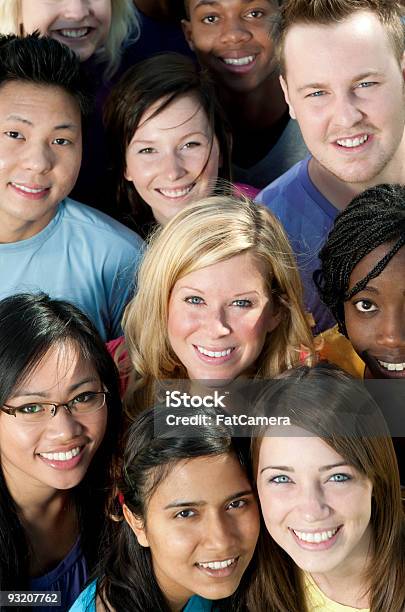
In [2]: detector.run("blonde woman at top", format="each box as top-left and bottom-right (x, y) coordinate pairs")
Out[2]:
(112, 195), (315, 416)
(0, 0), (137, 79)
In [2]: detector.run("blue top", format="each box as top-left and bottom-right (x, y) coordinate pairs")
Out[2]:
(256, 157), (338, 333)
(69, 580), (214, 611)
(0, 197), (143, 341)
(31, 538), (87, 612)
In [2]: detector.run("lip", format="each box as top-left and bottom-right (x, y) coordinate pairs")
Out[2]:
(289, 526), (342, 551)
(51, 26), (96, 41)
(37, 443), (87, 471)
(218, 53), (258, 74)
(193, 345), (236, 365)
(332, 133), (373, 152)
(9, 182), (50, 200)
(155, 183), (195, 200)
(366, 353), (405, 379)
(195, 556), (239, 578)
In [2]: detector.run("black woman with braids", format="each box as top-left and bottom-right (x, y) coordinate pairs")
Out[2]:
(314, 183), (405, 380)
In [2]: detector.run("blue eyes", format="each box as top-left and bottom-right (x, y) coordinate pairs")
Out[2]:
(329, 473), (350, 482)
(270, 475), (291, 484)
(269, 473), (351, 484)
(184, 296), (253, 308)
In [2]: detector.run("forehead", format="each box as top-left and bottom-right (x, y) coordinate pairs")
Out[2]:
(136, 93), (209, 138)
(349, 243), (405, 288)
(0, 81), (81, 122)
(173, 252), (267, 291)
(259, 433), (345, 467)
(148, 453), (248, 506)
(283, 11), (398, 82)
(189, 0), (275, 9)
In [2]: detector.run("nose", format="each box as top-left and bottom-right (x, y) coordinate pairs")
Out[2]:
(205, 307), (232, 338)
(375, 307), (405, 349)
(331, 91), (364, 130)
(296, 482), (331, 523)
(45, 407), (84, 441)
(219, 17), (252, 46)
(161, 151), (187, 183)
(21, 142), (53, 175)
(62, 0), (91, 20)
(203, 511), (238, 552)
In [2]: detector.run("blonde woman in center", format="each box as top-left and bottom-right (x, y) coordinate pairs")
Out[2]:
(109, 195), (315, 416)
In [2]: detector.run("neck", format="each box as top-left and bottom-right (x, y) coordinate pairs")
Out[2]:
(0, 210), (56, 244)
(308, 526), (372, 608)
(218, 73), (287, 128)
(309, 134), (405, 211)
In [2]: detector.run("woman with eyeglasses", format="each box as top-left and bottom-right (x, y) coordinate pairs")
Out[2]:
(0, 293), (122, 611)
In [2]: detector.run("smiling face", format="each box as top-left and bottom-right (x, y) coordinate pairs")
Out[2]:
(20, 0), (112, 62)
(125, 94), (221, 226)
(125, 453), (259, 609)
(280, 11), (405, 187)
(344, 243), (405, 379)
(167, 252), (281, 380)
(257, 431), (373, 578)
(0, 80), (82, 242)
(0, 343), (107, 498)
(182, 0), (279, 94)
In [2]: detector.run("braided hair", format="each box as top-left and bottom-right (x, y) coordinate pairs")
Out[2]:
(314, 184), (405, 335)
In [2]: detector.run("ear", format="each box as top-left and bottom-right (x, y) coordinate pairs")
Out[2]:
(401, 51), (405, 82)
(267, 294), (287, 334)
(280, 75), (296, 120)
(123, 504), (149, 547)
(182, 19), (195, 51)
(124, 165), (132, 182)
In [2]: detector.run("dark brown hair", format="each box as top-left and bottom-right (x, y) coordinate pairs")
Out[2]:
(104, 53), (232, 237)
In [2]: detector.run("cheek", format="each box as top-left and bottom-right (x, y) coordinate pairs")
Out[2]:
(168, 306), (199, 343)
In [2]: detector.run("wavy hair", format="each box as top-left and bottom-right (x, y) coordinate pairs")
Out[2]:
(122, 195), (315, 415)
(250, 363), (405, 612)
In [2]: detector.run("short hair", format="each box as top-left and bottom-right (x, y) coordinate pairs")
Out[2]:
(250, 363), (405, 612)
(0, 0), (139, 79)
(0, 34), (91, 116)
(122, 195), (315, 413)
(315, 184), (405, 336)
(104, 53), (232, 237)
(277, 0), (405, 76)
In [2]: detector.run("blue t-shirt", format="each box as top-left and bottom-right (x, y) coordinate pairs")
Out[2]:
(0, 198), (143, 341)
(256, 157), (338, 333)
(31, 538), (87, 612)
(69, 580), (214, 611)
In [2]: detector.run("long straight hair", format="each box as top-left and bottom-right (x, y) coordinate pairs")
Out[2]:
(0, 293), (122, 595)
(95, 405), (258, 611)
(250, 364), (405, 612)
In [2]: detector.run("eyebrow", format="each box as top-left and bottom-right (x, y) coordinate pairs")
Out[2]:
(11, 377), (99, 400)
(176, 286), (261, 296)
(260, 462), (350, 474)
(164, 489), (253, 509)
(132, 130), (209, 145)
(5, 114), (78, 130)
(194, 0), (254, 7)
(297, 71), (384, 93)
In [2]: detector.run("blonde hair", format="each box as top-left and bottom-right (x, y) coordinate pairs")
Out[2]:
(123, 195), (315, 413)
(0, 0), (139, 79)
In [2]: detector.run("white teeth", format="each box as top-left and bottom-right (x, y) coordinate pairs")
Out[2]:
(223, 56), (255, 66)
(198, 558), (235, 569)
(197, 346), (233, 358)
(11, 183), (46, 194)
(60, 28), (89, 38)
(158, 185), (193, 198)
(378, 360), (405, 371)
(293, 527), (339, 543)
(336, 134), (368, 148)
(40, 446), (81, 461)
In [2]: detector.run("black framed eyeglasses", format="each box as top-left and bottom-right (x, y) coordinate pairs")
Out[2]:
(1, 391), (108, 423)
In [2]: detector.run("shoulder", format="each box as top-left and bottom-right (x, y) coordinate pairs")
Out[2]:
(61, 198), (143, 250)
(255, 158), (309, 209)
(68, 580), (97, 612)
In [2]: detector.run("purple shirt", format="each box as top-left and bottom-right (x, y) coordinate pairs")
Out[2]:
(256, 157), (339, 333)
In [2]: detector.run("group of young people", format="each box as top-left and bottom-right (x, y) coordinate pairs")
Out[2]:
(0, 0), (404, 611)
